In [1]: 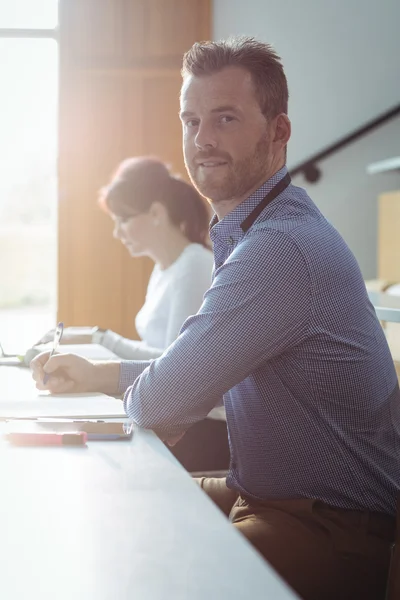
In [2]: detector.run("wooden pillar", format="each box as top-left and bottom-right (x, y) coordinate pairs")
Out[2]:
(58, 0), (210, 338)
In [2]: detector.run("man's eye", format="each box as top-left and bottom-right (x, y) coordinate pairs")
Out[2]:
(220, 115), (235, 124)
(186, 119), (199, 127)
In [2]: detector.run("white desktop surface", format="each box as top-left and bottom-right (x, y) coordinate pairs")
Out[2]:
(0, 367), (298, 600)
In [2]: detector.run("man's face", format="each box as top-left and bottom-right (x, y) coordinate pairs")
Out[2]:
(180, 66), (277, 204)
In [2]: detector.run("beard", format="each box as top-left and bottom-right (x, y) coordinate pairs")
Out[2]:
(185, 130), (273, 203)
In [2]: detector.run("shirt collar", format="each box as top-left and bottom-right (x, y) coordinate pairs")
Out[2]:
(209, 165), (289, 245)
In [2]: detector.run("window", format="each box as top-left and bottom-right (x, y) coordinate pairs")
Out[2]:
(0, 0), (58, 29)
(0, 4), (58, 353)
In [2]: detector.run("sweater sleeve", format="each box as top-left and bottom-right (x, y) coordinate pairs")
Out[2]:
(164, 247), (214, 347)
(101, 329), (164, 360)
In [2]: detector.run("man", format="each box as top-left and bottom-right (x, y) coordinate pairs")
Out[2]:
(32, 37), (400, 600)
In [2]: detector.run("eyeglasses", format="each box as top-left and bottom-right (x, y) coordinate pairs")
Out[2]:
(113, 212), (144, 225)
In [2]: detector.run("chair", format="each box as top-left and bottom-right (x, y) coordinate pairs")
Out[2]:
(386, 496), (400, 600)
(190, 469), (228, 478)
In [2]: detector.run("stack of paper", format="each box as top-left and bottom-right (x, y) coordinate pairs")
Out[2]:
(0, 393), (126, 419)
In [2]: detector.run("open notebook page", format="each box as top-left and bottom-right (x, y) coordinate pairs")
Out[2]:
(0, 392), (126, 419)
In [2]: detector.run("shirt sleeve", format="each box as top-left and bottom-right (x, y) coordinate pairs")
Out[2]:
(123, 231), (311, 438)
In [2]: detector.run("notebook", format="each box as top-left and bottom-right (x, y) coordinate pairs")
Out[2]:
(0, 392), (127, 420)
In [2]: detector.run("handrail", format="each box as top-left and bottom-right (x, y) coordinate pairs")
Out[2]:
(289, 103), (400, 183)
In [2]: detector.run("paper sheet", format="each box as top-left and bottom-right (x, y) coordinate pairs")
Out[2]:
(0, 392), (126, 419)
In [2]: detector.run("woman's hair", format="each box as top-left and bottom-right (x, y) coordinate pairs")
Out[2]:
(98, 156), (211, 248)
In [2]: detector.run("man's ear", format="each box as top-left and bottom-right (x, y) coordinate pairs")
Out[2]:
(273, 113), (291, 148)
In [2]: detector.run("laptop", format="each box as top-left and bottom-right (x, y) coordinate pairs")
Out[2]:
(0, 341), (25, 366)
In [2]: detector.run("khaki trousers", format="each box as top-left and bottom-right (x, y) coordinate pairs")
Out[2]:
(196, 477), (396, 600)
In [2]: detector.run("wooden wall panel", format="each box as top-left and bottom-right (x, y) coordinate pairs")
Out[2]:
(60, 0), (124, 64)
(141, 76), (185, 173)
(138, 0), (209, 58)
(58, 0), (211, 336)
(123, 0), (210, 63)
(58, 71), (127, 331)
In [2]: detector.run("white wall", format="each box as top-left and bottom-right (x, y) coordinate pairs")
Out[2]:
(213, 0), (400, 278)
(293, 117), (400, 278)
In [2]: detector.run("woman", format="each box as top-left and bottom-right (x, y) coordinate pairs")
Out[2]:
(97, 156), (214, 360)
(42, 156), (213, 357)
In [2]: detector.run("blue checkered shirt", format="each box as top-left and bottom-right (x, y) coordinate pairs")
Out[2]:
(120, 166), (400, 515)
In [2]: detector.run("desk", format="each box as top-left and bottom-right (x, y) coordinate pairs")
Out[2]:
(0, 367), (298, 600)
(0, 364), (36, 401)
(368, 291), (400, 323)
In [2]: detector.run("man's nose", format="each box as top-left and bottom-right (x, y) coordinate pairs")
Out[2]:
(195, 122), (218, 150)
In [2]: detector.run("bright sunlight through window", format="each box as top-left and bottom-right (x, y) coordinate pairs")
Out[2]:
(0, 3), (58, 353)
(0, 0), (57, 29)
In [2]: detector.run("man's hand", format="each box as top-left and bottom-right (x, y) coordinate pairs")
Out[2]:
(30, 352), (121, 395)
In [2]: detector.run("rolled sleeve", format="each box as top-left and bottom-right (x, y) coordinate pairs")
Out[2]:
(118, 360), (150, 395)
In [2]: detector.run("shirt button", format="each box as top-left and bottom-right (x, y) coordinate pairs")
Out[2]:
(228, 236), (234, 245)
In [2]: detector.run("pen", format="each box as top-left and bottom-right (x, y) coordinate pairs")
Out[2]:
(43, 321), (64, 385)
(5, 431), (87, 446)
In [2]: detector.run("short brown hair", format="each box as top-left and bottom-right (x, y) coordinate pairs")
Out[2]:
(181, 36), (288, 118)
(98, 156), (211, 248)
